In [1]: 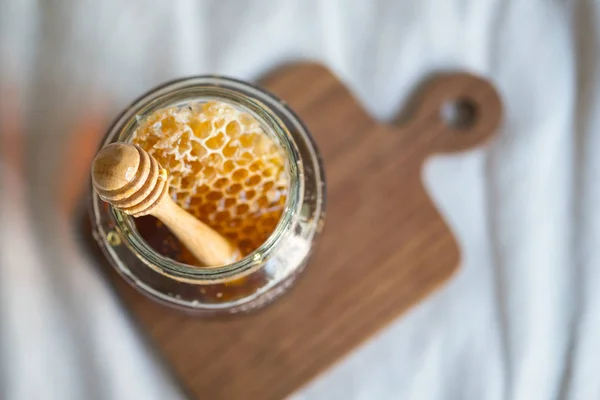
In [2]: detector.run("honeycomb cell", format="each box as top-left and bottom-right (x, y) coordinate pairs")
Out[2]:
(190, 119), (212, 139)
(263, 167), (274, 178)
(196, 184), (210, 194)
(174, 192), (186, 203)
(223, 160), (236, 173)
(225, 121), (242, 137)
(202, 167), (217, 182)
(249, 160), (262, 172)
(237, 152), (253, 166)
(224, 197), (236, 207)
(170, 175), (182, 188)
(227, 183), (243, 195)
(161, 116), (177, 132)
(257, 196), (269, 208)
(232, 168), (249, 182)
(190, 197), (203, 207)
(240, 134), (256, 148)
(206, 153), (223, 166)
(215, 210), (230, 222)
(144, 136), (159, 149)
(200, 203), (217, 214)
(189, 160), (204, 173)
(192, 142), (207, 157)
(223, 141), (240, 158)
(181, 176), (194, 189)
(214, 118), (226, 129)
(207, 191), (224, 201)
(179, 132), (192, 151)
(214, 177), (229, 189)
(206, 132), (226, 150)
(236, 204), (250, 215)
(244, 189), (256, 200)
(246, 174), (262, 186)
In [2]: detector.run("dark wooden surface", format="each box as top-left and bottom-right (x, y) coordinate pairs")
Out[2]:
(108, 63), (502, 400)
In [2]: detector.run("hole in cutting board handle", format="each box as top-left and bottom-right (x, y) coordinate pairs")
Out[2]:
(441, 97), (478, 131)
(409, 72), (502, 155)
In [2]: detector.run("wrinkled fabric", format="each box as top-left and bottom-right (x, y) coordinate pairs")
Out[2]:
(1, 1), (597, 399)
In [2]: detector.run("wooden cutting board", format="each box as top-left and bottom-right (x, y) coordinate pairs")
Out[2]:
(87, 63), (502, 400)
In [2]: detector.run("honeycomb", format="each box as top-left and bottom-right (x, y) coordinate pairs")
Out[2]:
(131, 101), (289, 258)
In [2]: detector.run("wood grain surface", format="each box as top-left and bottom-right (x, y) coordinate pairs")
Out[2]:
(97, 63), (502, 400)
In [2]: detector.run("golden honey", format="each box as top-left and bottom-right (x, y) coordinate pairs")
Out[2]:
(131, 101), (289, 259)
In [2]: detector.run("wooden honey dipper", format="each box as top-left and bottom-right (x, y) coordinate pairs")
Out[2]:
(91, 143), (238, 267)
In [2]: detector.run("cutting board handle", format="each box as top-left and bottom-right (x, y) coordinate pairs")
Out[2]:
(401, 72), (502, 156)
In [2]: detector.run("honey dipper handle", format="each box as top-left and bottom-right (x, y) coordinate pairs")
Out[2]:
(152, 196), (238, 267)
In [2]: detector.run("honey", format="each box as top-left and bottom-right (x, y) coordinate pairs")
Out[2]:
(131, 101), (289, 259)
(134, 214), (265, 301)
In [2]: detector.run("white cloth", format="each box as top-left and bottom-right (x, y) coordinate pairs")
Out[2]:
(1, 0), (597, 399)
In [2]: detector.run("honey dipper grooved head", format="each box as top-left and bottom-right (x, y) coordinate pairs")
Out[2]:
(92, 143), (169, 217)
(92, 143), (140, 192)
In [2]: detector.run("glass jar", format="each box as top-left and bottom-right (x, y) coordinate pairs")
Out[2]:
(89, 76), (326, 315)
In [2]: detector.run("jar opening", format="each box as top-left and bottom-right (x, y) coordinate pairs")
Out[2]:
(97, 77), (304, 284)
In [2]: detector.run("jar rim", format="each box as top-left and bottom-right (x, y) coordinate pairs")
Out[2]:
(93, 76), (306, 283)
